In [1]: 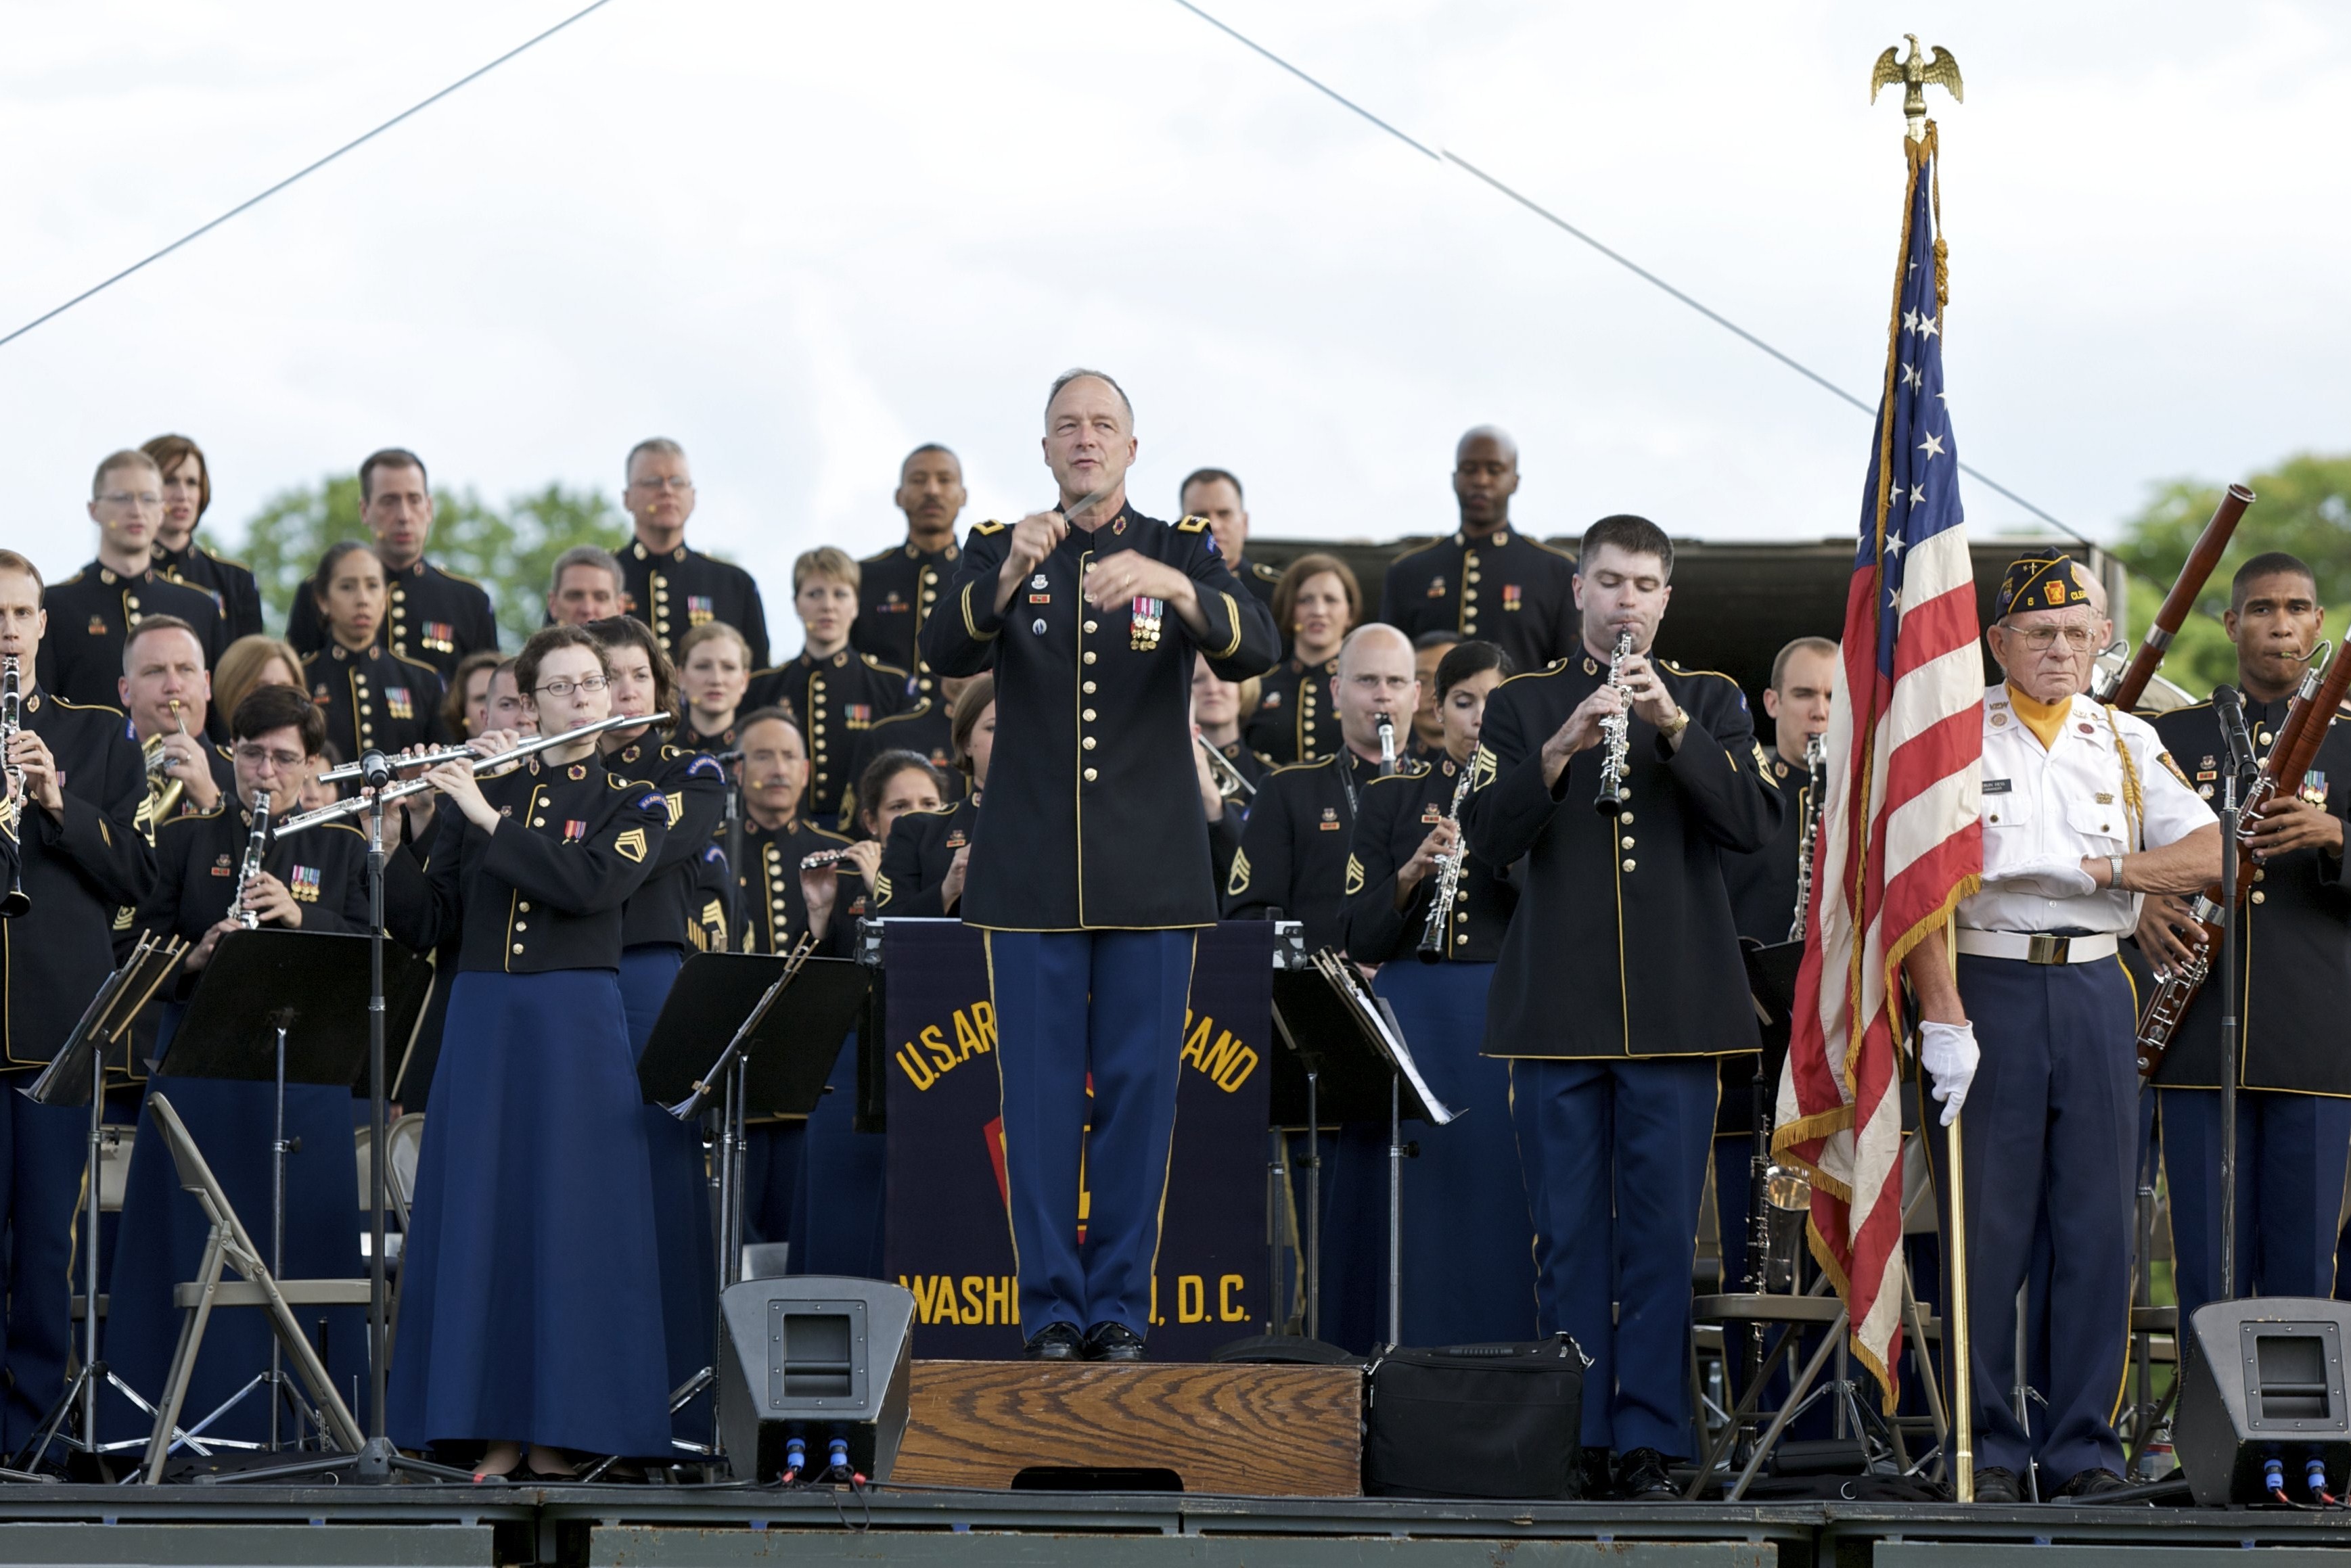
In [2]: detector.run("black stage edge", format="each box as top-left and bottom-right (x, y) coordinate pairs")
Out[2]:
(7, 1486), (2351, 1566)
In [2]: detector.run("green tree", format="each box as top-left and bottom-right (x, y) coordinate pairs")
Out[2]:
(230, 478), (630, 648)
(2112, 452), (2351, 698)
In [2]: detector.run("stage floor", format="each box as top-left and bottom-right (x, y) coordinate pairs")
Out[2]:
(5, 1483), (2351, 1567)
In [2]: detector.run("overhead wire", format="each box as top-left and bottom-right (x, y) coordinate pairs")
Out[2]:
(1168, 0), (2077, 538)
(0, 0), (620, 352)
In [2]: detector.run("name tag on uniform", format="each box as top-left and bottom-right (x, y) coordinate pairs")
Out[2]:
(1983, 779), (2011, 794)
(1319, 806), (1342, 831)
(1028, 593), (1051, 604)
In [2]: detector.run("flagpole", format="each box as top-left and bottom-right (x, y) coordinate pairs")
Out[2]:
(1944, 1107), (1973, 1501)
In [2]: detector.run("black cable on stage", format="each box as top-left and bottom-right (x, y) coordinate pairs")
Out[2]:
(0, 0), (621, 352)
(1166, 0), (2080, 540)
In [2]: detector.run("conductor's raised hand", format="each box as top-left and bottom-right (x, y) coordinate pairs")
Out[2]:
(1005, 510), (1070, 578)
(1538, 685), (1624, 789)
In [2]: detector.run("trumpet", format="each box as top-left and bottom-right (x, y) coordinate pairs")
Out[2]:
(1376, 715), (1398, 778)
(1593, 626), (1635, 816)
(2, 655), (26, 917)
(274, 711), (670, 840)
(235, 790), (273, 930)
(1197, 734), (1257, 801)
(144, 701), (189, 778)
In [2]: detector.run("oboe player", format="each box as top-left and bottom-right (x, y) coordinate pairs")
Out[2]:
(1461, 514), (1779, 1501)
(106, 685), (373, 1446)
(1340, 640), (1530, 1346)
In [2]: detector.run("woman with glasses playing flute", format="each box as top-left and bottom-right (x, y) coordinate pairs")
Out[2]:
(106, 684), (374, 1446)
(382, 625), (672, 1481)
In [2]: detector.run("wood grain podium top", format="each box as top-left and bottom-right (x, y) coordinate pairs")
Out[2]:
(892, 1358), (1363, 1497)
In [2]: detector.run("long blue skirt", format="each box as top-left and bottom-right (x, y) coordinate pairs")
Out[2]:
(618, 945), (716, 1448)
(386, 970), (670, 1458)
(797, 1038), (882, 1278)
(100, 1004), (368, 1446)
(1374, 962), (1538, 1345)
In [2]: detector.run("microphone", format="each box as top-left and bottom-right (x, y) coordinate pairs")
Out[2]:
(2214, 687), (2257, 777)
(360, 749), (394, 789)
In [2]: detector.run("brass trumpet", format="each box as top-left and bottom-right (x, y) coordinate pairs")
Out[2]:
(1197, 735), (1257, 801)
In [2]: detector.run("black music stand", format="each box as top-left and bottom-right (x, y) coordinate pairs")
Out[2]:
(1266, 949), (1453, 1350)
(633, 950), (869, 1467)
(160, 931), (428, 1452)
(16, 933), (187, 1475)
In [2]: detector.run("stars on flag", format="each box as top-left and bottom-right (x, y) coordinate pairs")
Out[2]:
(1919, 432), (1946, 460)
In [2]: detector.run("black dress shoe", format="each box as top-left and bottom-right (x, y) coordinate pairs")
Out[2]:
(1971, 1466), (2023, 1504)
(1083, 1322), (1147, 1362)
(1576, 1446), (1615, 1500)
(1024, 1322), (1085, 1360)
(1617, 1447), (1679, 1502)
(2057, 1466), (2129, 1499)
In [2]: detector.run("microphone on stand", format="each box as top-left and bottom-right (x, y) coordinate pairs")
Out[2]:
(2214, 687), (2257, 777)
(360, 749), (394, 789)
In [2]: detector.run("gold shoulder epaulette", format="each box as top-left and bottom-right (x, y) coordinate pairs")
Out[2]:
(971, 520), (1007, 536)
(1176, 513), (1210, 534)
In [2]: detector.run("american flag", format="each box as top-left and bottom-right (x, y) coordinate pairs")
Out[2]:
(1773, 123), (1983, 1404)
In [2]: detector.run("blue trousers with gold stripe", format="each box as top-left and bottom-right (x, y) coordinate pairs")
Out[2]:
(1510, 1054), (1718, 1457)
(2161, 1087), (2351, 1315)
(1927, 953), (2137, 1483)
(985, 929), (1195, 1339)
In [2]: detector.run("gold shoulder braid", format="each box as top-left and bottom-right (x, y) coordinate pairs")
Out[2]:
(2101, 704), (2145, 850)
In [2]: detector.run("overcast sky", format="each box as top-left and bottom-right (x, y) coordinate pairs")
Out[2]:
(2, 1), (2342, 597)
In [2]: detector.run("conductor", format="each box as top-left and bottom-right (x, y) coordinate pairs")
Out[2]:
(923, 369), (1279, 1362)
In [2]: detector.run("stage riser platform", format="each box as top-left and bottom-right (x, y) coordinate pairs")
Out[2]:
(588, 1534), (1773, 1567)
(0, 1521), (498, 1566)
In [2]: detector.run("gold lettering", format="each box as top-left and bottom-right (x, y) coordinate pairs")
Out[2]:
(961, 1276), (988, 1323)
(894, 1044), (938, 1090)
(986, 1274), (1013, 1326)
(932, 1274), (963, 1324)
(923, 1024), (956, 1072)
(1179, 1013), (1212, 1071)
(972, 1000), (997, 1048)
(954, 1007), (989, 1061)
(1218, 1274), (1248, 1322)
(1178, 1275), (1206, 1324)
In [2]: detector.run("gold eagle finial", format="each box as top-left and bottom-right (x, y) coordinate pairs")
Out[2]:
(1870, 34), (1963, 142)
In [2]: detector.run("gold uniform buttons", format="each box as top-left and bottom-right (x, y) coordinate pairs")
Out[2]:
(1082, 737), (1097, 750)
(512, 944), (524, 954)
(532, 815), (546, 827)
(1083, 767), (1098, 782)
(1620, 811), (1634, 825)
(514, 922), (528, 933)
(518, 901), (531, 913)
(1082, 681), (1097, 693)
(1620, 836), (1635, 850)
(1084, 620), (1099, 634)
(1084, 652), (1097, 665)
(1082, 708), (1097, 722)
(1622, 858), (1638, 873)
(2252, 890), (2267, 904)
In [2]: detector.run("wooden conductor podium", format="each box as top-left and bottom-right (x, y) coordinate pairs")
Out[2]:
(892, 1360), (1363, 1496)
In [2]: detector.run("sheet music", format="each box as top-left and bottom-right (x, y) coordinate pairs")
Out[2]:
(1315, 951), (1458, 1126)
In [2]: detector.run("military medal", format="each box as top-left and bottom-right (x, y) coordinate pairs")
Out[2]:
(1131, 596), (1163, 651)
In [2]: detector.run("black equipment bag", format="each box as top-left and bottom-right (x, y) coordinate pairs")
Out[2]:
(1363, 1334), (1588, 1499)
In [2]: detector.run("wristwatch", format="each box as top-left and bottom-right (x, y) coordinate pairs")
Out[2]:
(2107, 853), (2126, 891)
(1659, 708), (1691, 743)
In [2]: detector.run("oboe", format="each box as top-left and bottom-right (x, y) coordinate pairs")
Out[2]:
(1786, 732), (1827, 943)
(1593, 627), (1635, 816)
(1376, 715), (1398, 777)
(1415, 760), (1478, 961)
(234, 790), (273, 930)
(1, 655), (25, 917)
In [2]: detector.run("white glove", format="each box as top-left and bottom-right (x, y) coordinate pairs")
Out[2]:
(1997, 856), (2097, 900)
(1919, 1020), (1980, 1126)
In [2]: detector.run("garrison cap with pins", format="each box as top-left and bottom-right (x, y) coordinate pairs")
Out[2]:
(1992, 553), (2092, 621)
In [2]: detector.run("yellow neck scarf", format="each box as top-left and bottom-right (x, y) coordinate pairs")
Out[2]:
(2005, 684), (2070, 750)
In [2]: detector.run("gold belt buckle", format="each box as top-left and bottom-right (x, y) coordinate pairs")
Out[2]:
(2026, 933), (2070, 965)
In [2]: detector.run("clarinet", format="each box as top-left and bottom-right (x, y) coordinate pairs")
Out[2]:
(234, 790), (273, 930)
(1416, 761), (1478, 961)
(1, 655), (26, 918)
(1593, 627), (1635, 816)
(1786, 733), (1827, 943)
(1376, 715), (1398, 778)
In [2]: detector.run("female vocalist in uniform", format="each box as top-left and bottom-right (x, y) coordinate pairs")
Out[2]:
(587, 615), (725, 1448)
(384, 624), (672, 1479)
(1340, 639), (1536, 1345)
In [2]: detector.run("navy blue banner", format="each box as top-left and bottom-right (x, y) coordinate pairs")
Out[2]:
(881, 920), (1272, 1359)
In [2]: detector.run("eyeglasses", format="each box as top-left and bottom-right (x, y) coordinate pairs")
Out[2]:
(233, 745), (309, 770)
(534, 675), (610, 697)
(99, 491), (163, 509)
(631, 476), (694, 492)
(2001, 624), (2097, 652)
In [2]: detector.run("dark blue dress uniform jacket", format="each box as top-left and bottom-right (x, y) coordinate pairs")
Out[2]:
(601, 738), (727, 950)
(840, 698), (962, 827)
(622, 540), (769, 672)
(922, 505), (1281, 931)
(1376, 529), (1579, 677)
(2151, 691), (2351, 1095)
(156, 538), (265, 642)
(854, 540), (959, 703)
(302, 642), (449, 764)
(1, 691), (154, 1067)
(726, 816), (860, 959)
(1225, 751), (1403, 954)
(1243, 655), (1340, 766)
(287, 557), (499, 682)
(384, 754), (669, 973)
(1343, 754), (1515, 965)
(1720, 750), (1814, 946)
(138, 804), (371, 977)
(745, 650), (912, 825)
(1464, 654), (1781, 1059)
(38, 564), (227, 710)
(872, 795), (981, 919)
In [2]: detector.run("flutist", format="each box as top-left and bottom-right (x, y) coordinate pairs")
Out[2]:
(1340, 640), (1532, 1347)
(2139, 553), (2351, 1319)
(1461, 515), (1780, 1502)
(107, 684), (373, 1447)
(0, 549), (154, 1454)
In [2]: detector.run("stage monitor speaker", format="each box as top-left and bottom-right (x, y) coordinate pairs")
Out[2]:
(2175, 1297), (2351, 1506)
(716, 1275), (915, 1483)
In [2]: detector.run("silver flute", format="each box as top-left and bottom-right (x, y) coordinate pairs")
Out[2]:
(1787, 733), (1827, 943)
(1416, 759), (1478, 961)
(1376, 715), (1398, 778)
(275, 711), (670, 839)
(234, 790), (273, 930)
(1593, 627), (1635, 817)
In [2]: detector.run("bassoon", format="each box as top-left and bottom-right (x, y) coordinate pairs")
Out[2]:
(2133, 639), (2351, 1078)
(2097, 484), (2255, 710)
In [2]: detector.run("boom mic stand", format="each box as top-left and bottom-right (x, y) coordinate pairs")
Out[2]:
(2213, 689), (2258, 1302)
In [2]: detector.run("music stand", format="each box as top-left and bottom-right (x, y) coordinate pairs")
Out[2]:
(16, 933), (187, 1475)
(632, 948), (869, 1467)
(1268, 948), (1453, 1348)
(158, 930), (428, 1452)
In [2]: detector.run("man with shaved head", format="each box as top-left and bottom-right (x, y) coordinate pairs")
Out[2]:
(855, 443), (969, 700)
(1377, 425), (1578, 674)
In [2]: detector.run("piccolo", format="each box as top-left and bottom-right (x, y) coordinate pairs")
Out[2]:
(274, 712), (670, 839)
(800, 848), (855, 870)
